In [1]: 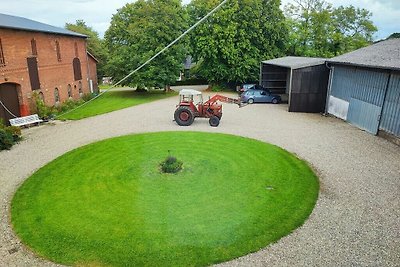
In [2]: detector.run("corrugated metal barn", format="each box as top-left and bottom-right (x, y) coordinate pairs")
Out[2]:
(260, 56), (329, 112)
(327, 39), (400, 138)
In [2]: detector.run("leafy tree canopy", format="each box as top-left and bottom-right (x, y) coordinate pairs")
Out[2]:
(387, 32), (400, 39)
(66, 20), (108, 77)
(104, 0), (188, 88)
(285, 0), (377, 57)
(187, 0), (288, 83)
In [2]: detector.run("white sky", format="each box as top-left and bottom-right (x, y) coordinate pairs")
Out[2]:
(0, 0), (399, 40)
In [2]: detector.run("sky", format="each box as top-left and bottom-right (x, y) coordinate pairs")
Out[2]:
(0, 0), (399, 40)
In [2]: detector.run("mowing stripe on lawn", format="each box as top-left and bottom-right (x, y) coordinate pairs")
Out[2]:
(11, 132), (319, 266)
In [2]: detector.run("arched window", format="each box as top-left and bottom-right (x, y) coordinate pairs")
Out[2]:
(67, 84), (72, 98)
(78, 81), (83, 97)
(73, 57), (82, 81)
(54, 87), (60, 104)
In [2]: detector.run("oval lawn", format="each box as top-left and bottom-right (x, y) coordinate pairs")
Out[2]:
(11, 132), (319, 266)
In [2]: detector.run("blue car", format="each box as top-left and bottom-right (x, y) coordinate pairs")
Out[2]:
(238, 84), (265, 93)
(241, 89), (281, 104)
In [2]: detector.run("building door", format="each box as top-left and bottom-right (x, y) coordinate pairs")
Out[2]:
(347, 98), (382, 135)
(0, 83), (20, 124)
(379, 73), (400, 137)
(329, 66), (389, 135)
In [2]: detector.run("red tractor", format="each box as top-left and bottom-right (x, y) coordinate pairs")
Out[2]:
(174, 89), (243, 127)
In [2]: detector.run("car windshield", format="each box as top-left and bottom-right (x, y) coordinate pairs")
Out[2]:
(243, 84), (255, 90)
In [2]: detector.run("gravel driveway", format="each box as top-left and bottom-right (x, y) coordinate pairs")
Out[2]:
(1, 93), (399, 267)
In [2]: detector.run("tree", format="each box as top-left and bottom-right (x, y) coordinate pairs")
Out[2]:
(104, 0), (188, 88)
(332, 5), (378, 53)
(285, 0), (334, 56)
(387, 33), (400, 39)
(285, 0), (377, 57)
(187, 0), (288, 83)
(65, 20), (108, 78)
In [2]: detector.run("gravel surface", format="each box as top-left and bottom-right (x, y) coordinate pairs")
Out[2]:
(1, 93), (399, 267)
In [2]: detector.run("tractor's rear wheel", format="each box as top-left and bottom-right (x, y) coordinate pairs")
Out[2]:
(209, 116), (220, 127)
(174, 106), (195, 126)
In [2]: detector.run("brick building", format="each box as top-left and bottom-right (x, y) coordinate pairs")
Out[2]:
(87, 52), (99, 91)
(0, 13), (98, 123)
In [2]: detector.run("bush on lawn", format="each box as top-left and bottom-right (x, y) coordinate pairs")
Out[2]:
(160, 156), (183, 174)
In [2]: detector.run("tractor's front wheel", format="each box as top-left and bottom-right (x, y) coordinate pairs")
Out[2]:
(174, 106), (195, 126)
(209, 116), (220, 127)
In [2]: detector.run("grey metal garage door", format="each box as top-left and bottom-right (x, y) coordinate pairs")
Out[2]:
(380, 73), (400, 137)
(347, 98), (382, 134)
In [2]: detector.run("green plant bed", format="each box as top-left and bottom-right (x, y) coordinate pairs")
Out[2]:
(11, 132), (319, 266)
(57, 90), (175, 120)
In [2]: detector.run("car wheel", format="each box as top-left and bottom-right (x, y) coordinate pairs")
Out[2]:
(272, 98), (279, 104)
(247, 98), (254, 104)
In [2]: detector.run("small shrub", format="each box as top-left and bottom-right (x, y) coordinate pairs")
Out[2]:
(82, 93), (96, 102)
(0, 129), (15, 150)
(0, 119), (22, 151)
(57, 99), (84, 113)
(5, 126), (22, 142)
(160, 156), (183, 174)
(32, 91), (99, 120)
(35, 96), (56, 120)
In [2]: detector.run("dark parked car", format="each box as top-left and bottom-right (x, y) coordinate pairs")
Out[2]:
(241, 89), (281, 104)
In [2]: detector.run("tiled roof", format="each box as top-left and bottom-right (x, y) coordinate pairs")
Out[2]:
(327, 38), (400, 70)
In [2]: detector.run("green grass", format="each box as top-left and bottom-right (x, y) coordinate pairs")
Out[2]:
(58, 90), (175, 120)
(11, 132), (319, 267)
(98, 84), (113, 90)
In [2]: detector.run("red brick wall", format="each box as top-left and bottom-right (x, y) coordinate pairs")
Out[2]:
(0, 28), (93, 115)
(88, 55), (99, 93)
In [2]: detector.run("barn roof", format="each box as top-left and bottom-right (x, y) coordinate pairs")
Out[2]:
(262, 56), (326, 69)
(87, 51), (99, 63)
(327, 38), (400, 71)
(0, 13), (86, 38)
